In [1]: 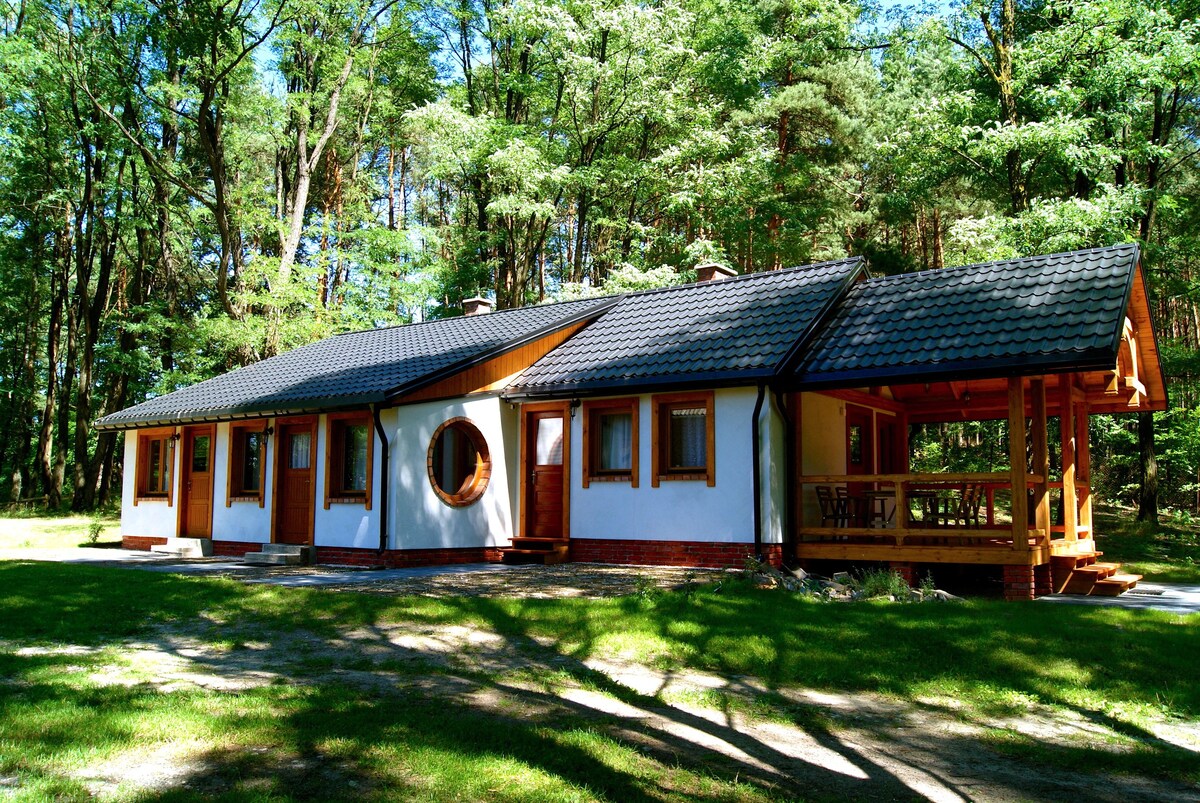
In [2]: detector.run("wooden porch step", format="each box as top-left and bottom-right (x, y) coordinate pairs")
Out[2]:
(501, 539), (569, 566)
(1092, 573), (1142, 596)
(509, 537), (568, 551)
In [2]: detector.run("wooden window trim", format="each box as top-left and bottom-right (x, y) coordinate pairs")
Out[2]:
(651, 391), (715, 487)
(227, 421), (268, 508)
(134, 427), (176, 505)
(324, 411), (374, 510)
(581, 397), (639, 488)
(427, 417), (491, 508)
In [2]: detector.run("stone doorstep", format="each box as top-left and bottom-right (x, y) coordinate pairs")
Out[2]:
(149, 538), (213, 558)
(241, 544), (313, 566)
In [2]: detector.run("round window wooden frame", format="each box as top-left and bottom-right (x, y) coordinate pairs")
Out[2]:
(426, 417), (492, 507)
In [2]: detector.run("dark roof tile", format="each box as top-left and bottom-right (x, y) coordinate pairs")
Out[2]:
(96, 298), (612, 429)
(507, 258), (865, 395)
(794, 244), (1139, 388)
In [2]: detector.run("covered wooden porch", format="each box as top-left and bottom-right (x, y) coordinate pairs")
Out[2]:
(794, 375), (1097, 569)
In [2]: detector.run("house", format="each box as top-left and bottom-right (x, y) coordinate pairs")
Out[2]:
(96, 244), (1165, 599)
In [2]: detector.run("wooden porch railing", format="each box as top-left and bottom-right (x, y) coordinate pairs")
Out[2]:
(796, 472), (1092, 553)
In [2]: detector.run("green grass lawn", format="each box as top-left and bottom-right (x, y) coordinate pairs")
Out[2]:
(1, 561), (1197, 800)
(0, 512), (121, 550)
(1094, 505), (1200, 583)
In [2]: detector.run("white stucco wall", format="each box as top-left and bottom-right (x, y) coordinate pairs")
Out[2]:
(389, 397), (516, 550)
(120, 431), (180, 538)
(210, 422), (272, 544)
(570, 387), (768, 544)
(312, 411), (388, 549)
(761, 393), (786, 545)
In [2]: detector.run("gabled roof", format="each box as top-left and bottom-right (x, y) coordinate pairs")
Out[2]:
(793, 244), (1145, 389)
(95, 298), (614, 430)
(504, 258), (866, 398)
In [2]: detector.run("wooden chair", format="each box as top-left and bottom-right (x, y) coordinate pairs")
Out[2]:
(835, 486), (863, 527)
(815, 486), (851, 529)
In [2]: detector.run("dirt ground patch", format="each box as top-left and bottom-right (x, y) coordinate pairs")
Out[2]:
(30, 609), (1196, 803)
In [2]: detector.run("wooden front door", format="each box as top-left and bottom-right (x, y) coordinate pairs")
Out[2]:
(276, 421), (316, 545)
(180, 426), (214, 538)
(523, 407), (568, 539)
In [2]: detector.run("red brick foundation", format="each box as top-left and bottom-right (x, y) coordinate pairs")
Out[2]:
(122, 536), (168, 551)
(1035, 563), (1053, 597)
(1002, 563), (1055, 600)
(568, 539), (782, 569)
(1003, 565), (1034, 601)
(316, 546), (505, 568)
(889, 562), (915, 587)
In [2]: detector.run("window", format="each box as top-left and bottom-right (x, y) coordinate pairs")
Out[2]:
(135, 429), (175, 504)
(325, 413), (373, 509)
(228, 422), (267, 506)
(582, 398), (638, 487)
(427, 417), (491, 507)
(651, 391), (715, 487)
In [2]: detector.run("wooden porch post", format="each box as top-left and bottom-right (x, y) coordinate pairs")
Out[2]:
(1008, 377), (1029, 552)
(1059, 376), (1078, 542)
(1030, 379), (1051, 546)
(1076, 400), (1093, 539)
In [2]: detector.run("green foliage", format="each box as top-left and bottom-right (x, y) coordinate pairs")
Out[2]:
(1, 0), (1199, 512)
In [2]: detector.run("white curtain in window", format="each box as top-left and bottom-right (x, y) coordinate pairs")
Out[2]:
(290, 432), (311, 469)
(599, 412), (632, 470)
(536, 418), (564, 465)
(670, 408), (706, 468)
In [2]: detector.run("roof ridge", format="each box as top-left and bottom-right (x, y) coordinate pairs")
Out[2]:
(861, 243), (1138, 287)
(334, 257), (864, 338)
(607, 257), (864, 304)
(332, 295), (607, 337)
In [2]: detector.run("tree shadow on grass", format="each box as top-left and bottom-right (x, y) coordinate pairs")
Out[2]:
(4, 563), (1200, 800)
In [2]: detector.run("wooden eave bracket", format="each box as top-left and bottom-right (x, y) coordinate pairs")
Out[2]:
(1105, 316), (1147, 408)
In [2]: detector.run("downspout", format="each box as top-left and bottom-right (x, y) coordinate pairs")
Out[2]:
(371, 403), (390, 555)
(751, 383), (766, 559)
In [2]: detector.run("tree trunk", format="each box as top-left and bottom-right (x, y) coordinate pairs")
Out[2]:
(1136, 411), (1158, 522)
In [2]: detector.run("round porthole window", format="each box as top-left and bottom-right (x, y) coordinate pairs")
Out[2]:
(427, 418), (491, 507)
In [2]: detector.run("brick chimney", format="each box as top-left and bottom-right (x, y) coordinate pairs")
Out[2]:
(696, 262), (738, 283)
(463, 296), (493, 316)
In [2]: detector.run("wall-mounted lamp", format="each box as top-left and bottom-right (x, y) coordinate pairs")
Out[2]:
(263, 425), (274, 441)
(569, 399), (581, 419)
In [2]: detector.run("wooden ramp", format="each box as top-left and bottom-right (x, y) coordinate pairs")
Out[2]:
(1051, 552), (1142, 597)
(501, 537), (569, 565)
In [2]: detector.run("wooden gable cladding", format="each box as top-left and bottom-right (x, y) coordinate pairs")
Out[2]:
(397, 321), (590, 404)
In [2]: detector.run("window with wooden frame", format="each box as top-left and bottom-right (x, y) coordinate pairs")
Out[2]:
(325, 412), (373, 509)
(582, 398), (638, 487)
(227, 422), (268, 506)
(427, 417), (491, 507)
(135, 428), (175, 504)
(651, 391), (715, 487)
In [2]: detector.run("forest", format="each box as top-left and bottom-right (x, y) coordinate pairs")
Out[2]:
(0, 0), (1198, 515)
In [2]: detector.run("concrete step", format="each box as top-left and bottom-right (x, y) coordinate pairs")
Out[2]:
(241, 543), (312, 566)
(259, 543), (312, 557)
(242, 552), (304, 566)
(150, 537), (213, 558)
